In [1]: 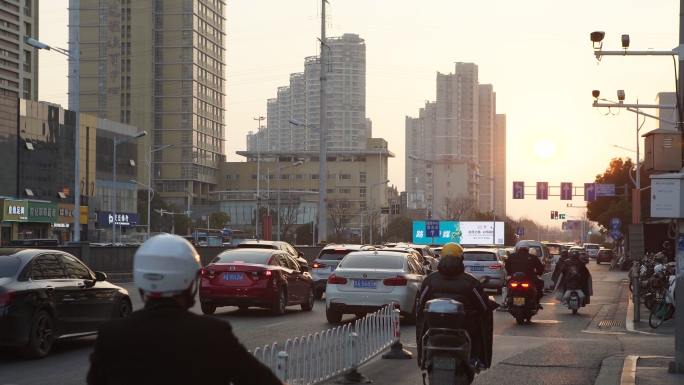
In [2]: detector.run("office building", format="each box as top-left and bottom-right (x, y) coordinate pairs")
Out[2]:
(405, 62), (506, 220)
(0, 0), (39, 100)
(247, 33), (368, 152)
(71, 0), (226, 208)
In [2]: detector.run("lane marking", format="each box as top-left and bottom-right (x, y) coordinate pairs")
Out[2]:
(262, 321), (294, 328)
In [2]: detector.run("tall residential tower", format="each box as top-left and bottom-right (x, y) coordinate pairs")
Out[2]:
(0, 0), (39, 100)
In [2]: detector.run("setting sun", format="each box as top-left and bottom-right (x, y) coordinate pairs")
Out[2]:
(533, 138), (558, 160)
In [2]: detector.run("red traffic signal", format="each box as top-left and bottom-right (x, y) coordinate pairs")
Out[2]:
(550, 211), (555, 219)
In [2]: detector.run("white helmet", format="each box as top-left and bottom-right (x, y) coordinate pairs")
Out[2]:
(134, 234), (202, 298)
(516, 241), (530, 252)
(653, 264), (665, 274)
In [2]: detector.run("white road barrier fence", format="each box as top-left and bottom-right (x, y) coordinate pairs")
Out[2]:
(252, 304), (399, 384)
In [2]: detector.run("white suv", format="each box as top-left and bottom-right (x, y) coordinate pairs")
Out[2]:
(311, 244), (376, 299)
(584, 243), (600, 259)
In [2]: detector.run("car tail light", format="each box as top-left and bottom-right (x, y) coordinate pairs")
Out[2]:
(0, 290), (17, 307)
(328, 274), (348, 284)
(510, 282), (519, 288)
(247, 270), (273, 281)
(521, 282), (530, 288)
(383, 276), (408, 286)
(201, 269), (217, 278)
(312, 261), (327, 269)
(488, 264), (501, 270)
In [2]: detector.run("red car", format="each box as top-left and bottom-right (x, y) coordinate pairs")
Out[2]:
(199, 249), (315, 316)
(596, 249), (614, 264)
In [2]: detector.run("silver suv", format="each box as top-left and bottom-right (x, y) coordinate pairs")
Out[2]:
(311, 244), (376, 299)
(584, 243), (600, 259)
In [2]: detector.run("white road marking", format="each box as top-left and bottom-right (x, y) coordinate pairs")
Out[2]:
(262, 321), (294, 328)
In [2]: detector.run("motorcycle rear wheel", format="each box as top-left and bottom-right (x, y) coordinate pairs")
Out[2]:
(514, 307), (525, 325)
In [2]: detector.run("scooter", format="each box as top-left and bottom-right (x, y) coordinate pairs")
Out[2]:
(506, 272), (539, 325)
(566, 290), (585, 314)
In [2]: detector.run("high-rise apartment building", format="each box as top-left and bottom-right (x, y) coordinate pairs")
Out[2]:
(406, 62), (506, 220)
(493, 113), (506, 218)
(71, 0), (226, 208)
(0, 0), (39, 100)
(247, 33), (368, 152)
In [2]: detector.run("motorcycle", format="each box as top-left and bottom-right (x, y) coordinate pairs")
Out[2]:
(566, 290), (585, 314)
(505, 272), (539, 325)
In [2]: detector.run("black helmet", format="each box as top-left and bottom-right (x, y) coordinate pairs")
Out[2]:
(569, 250), (580, 259)
(561, 249), (568, 257)
(664, 241), (671, 248)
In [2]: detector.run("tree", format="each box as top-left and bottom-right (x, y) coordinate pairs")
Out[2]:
(328, 199), (355, 243)
(587, 157), (648, 233)
(137, 189), (169, 233)
(210, 211), (231, 229)
(295, 222), (314, 245)
(276, 194), (302, 242)
(439, 194), (478, 221)
(387, 216), (413, 242)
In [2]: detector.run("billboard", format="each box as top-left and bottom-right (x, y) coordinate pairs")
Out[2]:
(412, 221), (505, 245)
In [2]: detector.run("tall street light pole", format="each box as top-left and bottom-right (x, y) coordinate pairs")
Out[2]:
(184, 188), (195, 223)
(277, 161), (303, 241)
(369, 180), (390, 245)
(27, 37), (82, 242)
(476, 173), (496, 244)
(145, 144), (172, 239)
(289, 119), (326, 244)
(254, 116), (265, 239)
(409, 155), (435, 243)
(112, 131), (147, 243)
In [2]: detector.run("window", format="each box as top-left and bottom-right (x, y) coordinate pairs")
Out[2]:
(249, 174), (257, 180)
(60, 254), (93, 280)
(327, 188), (334, 194)
(359, 172), (366, 183)
(33, 254), (66, 280)
(22, 78), (30, 100)
(309, 174), (319, 180)
(359, 187), (366, 198)
(234, 174), (239, 180)
(327, 174), (336, 180)
(226, 174), (232, 180)
(339, 188), (351, 194)
(340, 174), (351, 180)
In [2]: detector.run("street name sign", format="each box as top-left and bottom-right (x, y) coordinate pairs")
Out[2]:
(425, 220), (440, 238)
(596, 184), (615, 196)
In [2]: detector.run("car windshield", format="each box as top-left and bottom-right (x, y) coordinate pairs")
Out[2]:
(213, 253), (270, 265)
(340, 254), (404, 269)
(464, 252), (497, 261)
(318, 249), (355, 261)
(528, 246), (543, 257)
(0, 257), (20, 278)
(586, 245), (599, 250)
(236, 243), (274, 250)
(547, 246), (561, 255)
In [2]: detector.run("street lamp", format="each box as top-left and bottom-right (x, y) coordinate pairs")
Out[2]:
(277, 161), (303, 241)
(369, 179), (389, 245)
(476, 173), (497, 245)
(145, 144), (173, 238)
(184, 188), (195, 221)
(289, 118), (326, 244)
(254, 116), (265, 239)
(112, 131), (147, 243)
(27, 37), (82, 242)
(408, 155), (435, 220)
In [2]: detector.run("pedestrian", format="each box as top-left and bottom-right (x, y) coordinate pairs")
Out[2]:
(87, 234), (283, 385)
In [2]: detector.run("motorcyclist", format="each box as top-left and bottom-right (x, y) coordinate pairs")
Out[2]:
(558, 249), (591, 304)
(662, 240), (675, 263)
(415, 242), (491, 371)
(552, 249), (569, 287)
(505, 241), (545, 310)
(87, 234), (283, 385)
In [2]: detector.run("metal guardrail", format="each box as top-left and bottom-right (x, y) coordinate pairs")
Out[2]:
(253, 304), (398, 384)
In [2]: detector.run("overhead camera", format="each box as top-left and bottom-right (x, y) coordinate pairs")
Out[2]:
(592, 90), (600, 99)
(617, 90), (625, 102)
(591, 31), (605, 49)
(621, 34), (630, 49)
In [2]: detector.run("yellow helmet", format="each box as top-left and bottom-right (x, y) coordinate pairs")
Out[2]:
(441, 243), (464, 259)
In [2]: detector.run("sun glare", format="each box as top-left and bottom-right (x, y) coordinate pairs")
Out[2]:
(533, 139), (558, 160)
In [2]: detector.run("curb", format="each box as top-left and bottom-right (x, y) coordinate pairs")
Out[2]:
(594, 355), (626, 385)
(625, 292), (658, 336)
(620, 355), (638, 385)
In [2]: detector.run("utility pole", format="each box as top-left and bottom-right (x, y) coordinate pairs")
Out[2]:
(254, 116), (265, 240)
(673, 0), (684, 373)
(317, 0), (328, 245)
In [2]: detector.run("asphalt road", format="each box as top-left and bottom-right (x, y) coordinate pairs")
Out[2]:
(0, 261), (673, 385)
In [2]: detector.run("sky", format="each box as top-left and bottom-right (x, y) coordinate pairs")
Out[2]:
(38, 0), (678, 230)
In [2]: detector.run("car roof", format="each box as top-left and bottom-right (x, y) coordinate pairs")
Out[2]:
(378, 247), (417, 254)
(350, 250), (409, 258)
(219, 248), (281, 256)
(239, 240), (284, 246)
(321, 244), (375, 251)
(464, 248), (498, 253)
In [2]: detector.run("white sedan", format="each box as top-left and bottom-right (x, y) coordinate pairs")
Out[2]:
(325, 250), (426, 324)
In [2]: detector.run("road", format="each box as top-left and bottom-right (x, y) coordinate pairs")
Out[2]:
(0, 262), (674, 384)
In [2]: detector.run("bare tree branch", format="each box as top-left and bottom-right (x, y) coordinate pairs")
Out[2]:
(439, 193), (478, 221)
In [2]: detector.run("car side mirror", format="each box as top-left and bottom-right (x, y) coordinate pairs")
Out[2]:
(298, 252), (304, 257)
(94, 271), (108, 282)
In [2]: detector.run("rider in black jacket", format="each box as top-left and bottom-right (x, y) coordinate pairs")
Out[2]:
(505, 241), (546, 310)
(415, 243), (490, 370)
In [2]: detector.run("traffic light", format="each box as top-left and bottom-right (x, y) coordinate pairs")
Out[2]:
(588, 231), (592, 235)
(559, 214), (566, 219)
(550, 211), (555, 219)
(554, 211), (559, 219)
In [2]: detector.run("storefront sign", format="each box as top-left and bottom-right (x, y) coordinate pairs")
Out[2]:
(52, 223), (70, 228)
(57, 203), (88, 225)
(2, 199), (28, 221)
(99, 211), (140, 227)
(27, 202), (58, 223)
(80, 206), (88, 225)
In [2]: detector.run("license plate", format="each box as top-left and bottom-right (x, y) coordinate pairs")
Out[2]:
(222, 273), (243, 281)
(570, 299), (578, 308)
(353, 279), (377, 289)
(330, 265), (336, 272)
(432, 357), (456, 370)
(470, 266), (484, 272)
(513, 297), (525, 306)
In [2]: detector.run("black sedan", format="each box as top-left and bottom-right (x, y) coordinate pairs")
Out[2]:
(0, 249), (131, 358)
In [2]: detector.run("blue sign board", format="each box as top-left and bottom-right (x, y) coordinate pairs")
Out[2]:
(222, 228), (232, 237)
(584, 183), (596, 202)
(99, 211), (141, 227)
(413, 221), (505, 245)
(609, 217), (622, 229)
(609, 229), (622, 240)
(536, 182), (548, 200)
(596, 184), (616, 197)
(425, 220), (440, 238)
(513, 181), (524, 199)
(560, 182), (573, 200)
(516, 227), (524, 236)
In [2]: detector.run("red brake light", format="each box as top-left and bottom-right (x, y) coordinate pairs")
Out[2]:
(488, 264), (501, 270)
(521, 282), (530, 288)
(0, 290), (18, 307)
(510, 282), (519, 288)
(328, 274), (348, 284)
(383, 276), (408, 286)
(264, 270), (272, 277)
(312, 262), (327, 269)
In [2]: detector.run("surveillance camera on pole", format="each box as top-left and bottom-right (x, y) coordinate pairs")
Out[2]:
(590, 31), (605, 49)
(621, 34), (630, 49)
(592, 90), (600, 99)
